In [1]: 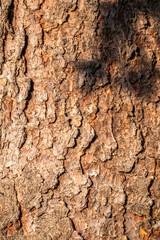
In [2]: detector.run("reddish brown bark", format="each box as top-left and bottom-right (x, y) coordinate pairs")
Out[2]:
(0, 0), (160, 239)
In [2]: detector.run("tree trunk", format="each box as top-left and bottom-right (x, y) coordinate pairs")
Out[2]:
(0, 0), (160, 239)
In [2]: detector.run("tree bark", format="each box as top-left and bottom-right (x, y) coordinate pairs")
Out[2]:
(0, 0), (160, 239)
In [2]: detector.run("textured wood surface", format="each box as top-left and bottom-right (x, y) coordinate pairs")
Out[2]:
(0, 0), (159, 239)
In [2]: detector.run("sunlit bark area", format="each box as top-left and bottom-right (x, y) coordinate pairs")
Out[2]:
(0, 0), (160, 239)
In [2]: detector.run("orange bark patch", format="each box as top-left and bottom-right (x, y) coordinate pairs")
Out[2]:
(140, 227), (150, 240)
(20, 205), (35, 235)
(5, 222), (16, 236)
(128, 212), (146, 222)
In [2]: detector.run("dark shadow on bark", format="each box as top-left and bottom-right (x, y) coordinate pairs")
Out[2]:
(76, 0), (160, 100)
(8, 0), (15, 27)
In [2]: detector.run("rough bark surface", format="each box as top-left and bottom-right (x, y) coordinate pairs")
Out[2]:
(0, 0), (160, 239)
